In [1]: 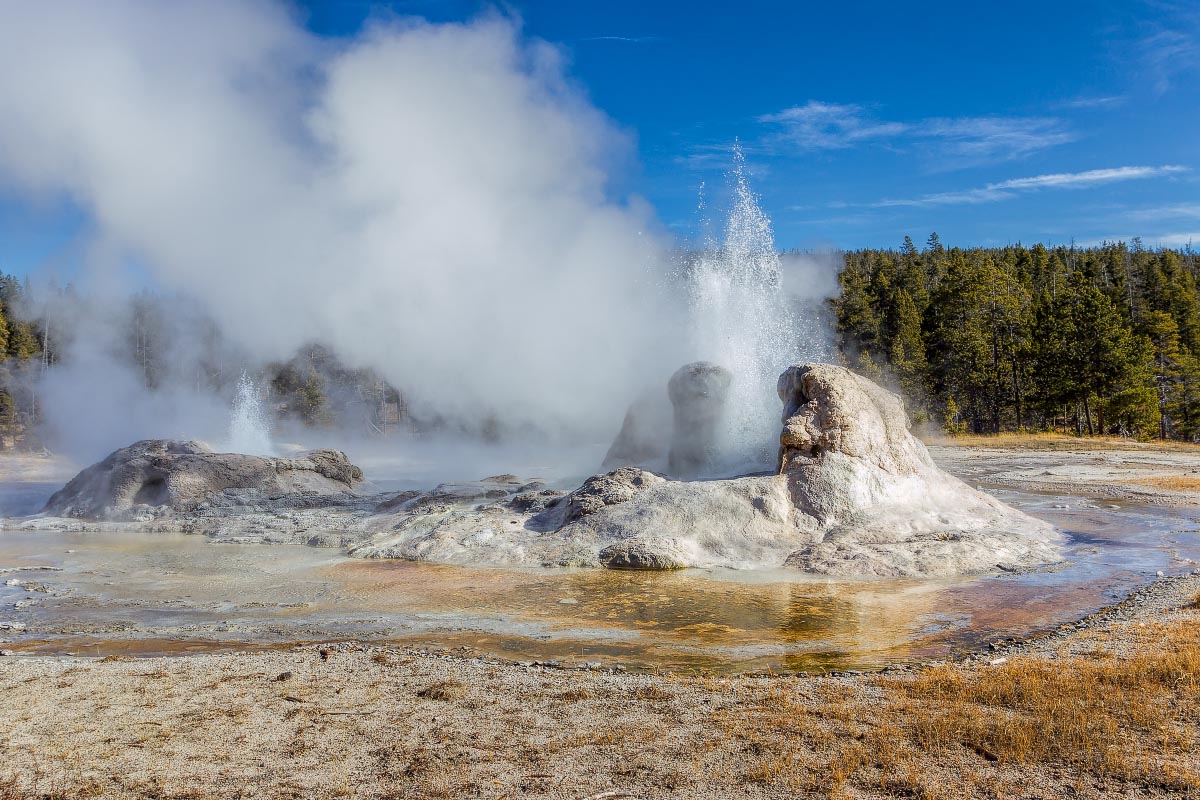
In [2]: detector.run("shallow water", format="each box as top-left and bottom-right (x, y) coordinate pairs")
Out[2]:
(0, 480), (64, 517)
(1, 467), (1197, 673)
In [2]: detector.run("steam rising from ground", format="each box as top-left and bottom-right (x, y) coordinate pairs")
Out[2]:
(0, 1), (836, 477)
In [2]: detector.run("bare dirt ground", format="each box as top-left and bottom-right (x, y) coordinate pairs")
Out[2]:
(929, 434), (1200, 506)
(2, 439), (1200, 799)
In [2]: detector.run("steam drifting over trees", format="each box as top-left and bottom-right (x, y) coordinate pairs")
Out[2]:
(4, 237), (1200, 452)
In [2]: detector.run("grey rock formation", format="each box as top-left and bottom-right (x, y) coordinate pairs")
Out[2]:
(349, 467), (667, 566)
(666, 361), (732, 479)
(556, 474), (800, 568)
(598, 538), (688, 570)
(600, 389), (672, 473)
(778, 363), (929, 477)
(773, 363), (1061, 576)
(43, 439), (363, 520)
(352, 361), (1061, 578)
(530, 467), (664, 530)
(602, 361), (734, 479)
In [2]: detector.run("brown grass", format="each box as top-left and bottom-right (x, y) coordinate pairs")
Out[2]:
(926, 431), (1200, 451)
(1128, 475), (1200, 492)
(902, 628), (1199, 778)
(711, 619), (1200, 797)
(415, 679), (464, 701)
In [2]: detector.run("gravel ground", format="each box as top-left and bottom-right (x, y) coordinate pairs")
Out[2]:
(1, 573), (1198, 800)
(929, 439), (1200, 505)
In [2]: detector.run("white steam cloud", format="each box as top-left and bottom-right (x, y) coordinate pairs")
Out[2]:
(0, 2), (688, 459)
(0, 2), (838, 478)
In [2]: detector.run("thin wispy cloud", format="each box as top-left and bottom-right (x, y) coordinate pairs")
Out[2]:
(757, 102), (907, 150)
(1154, 232), (1199, 248)
(1127, 203), (1200, 221)
(674, 139), (775, 172)
(580, 35), (663, 44)
(754, 101), (1075, 166)
(918, 116), (1075, 164)
(1058, 95), (1127, 110)
(1129, 1), (1200, 93)
(872, 165), (1189, 208)
(1138, 28), (1199, 93)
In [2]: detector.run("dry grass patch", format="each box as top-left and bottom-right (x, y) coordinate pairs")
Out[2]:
(556, 685), (595, 702)
(415, 679), (464, 701)
(631, 681), (676, 701)
(1128, 475), (1200, 492)
(711, 620), (1200, 797)
(928, 431), (1200, 451)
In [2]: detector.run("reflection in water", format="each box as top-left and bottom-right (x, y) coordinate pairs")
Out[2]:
(0, 485), (1196, 672)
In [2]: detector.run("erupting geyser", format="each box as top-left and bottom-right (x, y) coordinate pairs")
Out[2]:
(683, 144), (819, 474)
(604, 145), (831, 479)
(225, 372), (274, 457)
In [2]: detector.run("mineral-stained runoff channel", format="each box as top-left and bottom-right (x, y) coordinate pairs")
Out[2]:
(1, 443), (1198, 673)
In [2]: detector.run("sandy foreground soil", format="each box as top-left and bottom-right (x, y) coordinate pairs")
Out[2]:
(2, 438), (1200, 799)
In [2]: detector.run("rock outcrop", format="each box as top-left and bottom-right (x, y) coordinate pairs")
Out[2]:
(43, 440), (363, 520)
(772, 364), (1061, 576)
(529, 468), (665, 530)
(352, 362), (1061, 577)
(666, 361), (732, 479)
(602, 361), (732, 479)
(598, 538), (688, 570)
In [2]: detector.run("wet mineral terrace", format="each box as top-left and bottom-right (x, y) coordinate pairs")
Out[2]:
(1, 458), (1197, 673)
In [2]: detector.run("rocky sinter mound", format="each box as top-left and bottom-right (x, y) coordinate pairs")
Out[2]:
(773, 364), (1061, 575)
(352, 362), (1062, 577)
(350, 465), (789, 569)
(601, 361), (731, 478)
(28, 364), (1061, 577)
(42, 439), (363, 520)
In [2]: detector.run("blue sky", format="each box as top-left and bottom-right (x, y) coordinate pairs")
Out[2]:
(2, 0), (1198, 278)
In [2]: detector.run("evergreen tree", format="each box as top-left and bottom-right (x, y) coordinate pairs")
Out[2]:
(834, 264), (881, 360)
(1061, 272), (1141, 434)
(1143, 310), (1182, 439)
(888, 288), (927, 400)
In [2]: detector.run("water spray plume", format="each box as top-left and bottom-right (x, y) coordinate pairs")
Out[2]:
(685, 142), (808, 473)
(226, 372), (273, 456)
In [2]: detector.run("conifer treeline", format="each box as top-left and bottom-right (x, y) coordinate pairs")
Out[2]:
(836, 234), (1200, 439)
(0, 274), (43, 436)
